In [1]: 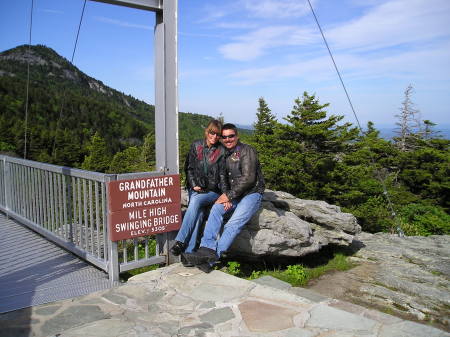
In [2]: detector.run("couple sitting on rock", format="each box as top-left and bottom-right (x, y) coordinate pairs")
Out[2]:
(170, 120), (265, 273)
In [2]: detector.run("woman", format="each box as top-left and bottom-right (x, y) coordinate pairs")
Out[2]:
(170, 120), (227, 260)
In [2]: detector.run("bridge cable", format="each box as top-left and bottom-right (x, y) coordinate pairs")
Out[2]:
(23, 0), (35, 159)
(306, 0), (404, 235)
(52, 0), (87, 159)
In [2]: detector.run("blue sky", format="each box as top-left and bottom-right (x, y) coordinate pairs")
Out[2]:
(1, 0), (450, 129)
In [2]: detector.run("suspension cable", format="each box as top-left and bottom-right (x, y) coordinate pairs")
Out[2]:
(71, 0), (87, 64)
(306, 0), (362, 132)
(52, 0), (87, 159)
(24, 0), (34, 159)
(306, 0), (403, 235)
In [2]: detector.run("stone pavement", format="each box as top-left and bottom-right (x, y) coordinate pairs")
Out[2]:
(1, 263), (448, 337)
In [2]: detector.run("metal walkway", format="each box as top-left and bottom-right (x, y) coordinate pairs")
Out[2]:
(0, 213), (117, 314)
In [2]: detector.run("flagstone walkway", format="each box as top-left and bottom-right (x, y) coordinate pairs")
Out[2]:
(2, 263), (448, 337)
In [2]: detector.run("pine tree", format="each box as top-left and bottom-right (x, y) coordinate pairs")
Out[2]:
(253, 97), (277, 141)
(142, 131), (156, 168)
(81, 132), (110, 173)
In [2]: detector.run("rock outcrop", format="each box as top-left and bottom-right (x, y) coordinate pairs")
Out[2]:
(181, 189), (361, 258)
(308, 232), (450, 330)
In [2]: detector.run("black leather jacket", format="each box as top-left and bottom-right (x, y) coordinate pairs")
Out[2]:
(224, 141), (265, 201)
(185, 139), (227, 193)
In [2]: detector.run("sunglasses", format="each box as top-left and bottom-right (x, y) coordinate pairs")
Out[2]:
(221, 134), (236, 139)
(208, 130), (220, 136)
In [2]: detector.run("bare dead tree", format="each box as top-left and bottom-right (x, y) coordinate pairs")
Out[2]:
(394, 85), (421, 151)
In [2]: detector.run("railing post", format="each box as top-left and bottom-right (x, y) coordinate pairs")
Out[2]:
(4, 157), (11, 217)
(105, 174), (120, 283)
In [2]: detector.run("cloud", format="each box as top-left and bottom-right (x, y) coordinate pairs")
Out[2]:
(199, 0), (314, 23)
(227, 42), (450, 85)
(227, 55), (330, 84)
(219, 25), (317, 61)
(41, 9), (64, 14)
(327, 0), (450, 51)
(94, 16), (152, 30)
(241, 0), (314, 19)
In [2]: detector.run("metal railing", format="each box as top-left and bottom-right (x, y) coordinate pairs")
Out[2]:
(0, 155), (169, 282)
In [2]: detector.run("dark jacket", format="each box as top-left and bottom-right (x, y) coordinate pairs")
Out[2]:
(185, 139), (227, 193)
(224, 141), (265, 201)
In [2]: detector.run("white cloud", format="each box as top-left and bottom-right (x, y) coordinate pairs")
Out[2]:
(199, 0), (315, 23)
(228, 55), (330, 84)
(327, 0), (450, 51)
(241, 0), (314, 19)
(219, 25), (317, 61)
(228, 42), (450, 85)
(94, 16), (152, 30)
(41, 9), (64, 14)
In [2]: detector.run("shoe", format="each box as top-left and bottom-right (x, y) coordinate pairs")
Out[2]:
(197, 263), (213, 273)
(181, 254), (194, 267)
(170, 241), (184, 256)
(183, 247), (217, 266)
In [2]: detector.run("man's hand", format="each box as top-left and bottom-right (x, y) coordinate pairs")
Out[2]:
(215, 193), (229, 204)
(193, 186), (202, 192)
(223, 201), (233, 211)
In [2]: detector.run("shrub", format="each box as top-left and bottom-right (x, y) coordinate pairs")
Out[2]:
(399, 204), (450, 236)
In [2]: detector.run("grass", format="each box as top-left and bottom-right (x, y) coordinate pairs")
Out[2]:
(222, 252), (356, 287)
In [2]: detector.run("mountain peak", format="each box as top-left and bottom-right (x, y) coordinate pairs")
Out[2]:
(1, 44), (71, 68)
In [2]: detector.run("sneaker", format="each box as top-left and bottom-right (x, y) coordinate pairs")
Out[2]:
(183, 247), (217, 266)
(197, 262), (213, 273)
(170, 241), (184, 256)
(181, 254), (194, 267)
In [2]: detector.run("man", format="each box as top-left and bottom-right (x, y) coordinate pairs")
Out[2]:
(183, 123), (265, 272)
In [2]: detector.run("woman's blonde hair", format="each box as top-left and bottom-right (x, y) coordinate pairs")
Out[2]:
(204, 119), (222, 139)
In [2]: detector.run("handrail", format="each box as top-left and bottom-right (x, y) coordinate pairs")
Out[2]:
(0, 155), (167, 283)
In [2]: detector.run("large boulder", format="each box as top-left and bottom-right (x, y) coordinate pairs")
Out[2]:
(181, 189), (361, 258)
(230, 190), (361, 258)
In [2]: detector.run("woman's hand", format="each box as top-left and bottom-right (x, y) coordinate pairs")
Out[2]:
(193, 186), (202, 192)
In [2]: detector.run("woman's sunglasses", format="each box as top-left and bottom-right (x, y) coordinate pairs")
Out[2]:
(208, 130), (220, 137)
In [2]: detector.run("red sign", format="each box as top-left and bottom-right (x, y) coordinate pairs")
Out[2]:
(108, 174), (181, 241)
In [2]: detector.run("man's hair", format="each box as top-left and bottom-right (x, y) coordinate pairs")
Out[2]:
(222, 123), (238, 135)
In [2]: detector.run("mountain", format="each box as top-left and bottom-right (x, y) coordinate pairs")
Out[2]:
(0, 44), (214, 167)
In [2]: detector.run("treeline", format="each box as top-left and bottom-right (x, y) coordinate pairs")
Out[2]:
(1, 45), (448, 235)
(249, 92), (449, 236)
(0, 44), (213, 172)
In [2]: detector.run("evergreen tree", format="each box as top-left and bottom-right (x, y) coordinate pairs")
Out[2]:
(81, 132), (110, 173)
(108, 146), (151, 174)
(258, 92), (358, 199)
(253, 97), (277, 140)
(142, 131), (156, 169)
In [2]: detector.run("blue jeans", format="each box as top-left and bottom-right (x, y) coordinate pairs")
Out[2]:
(200, 192), (262, 258)
(175, 190), (219, 253)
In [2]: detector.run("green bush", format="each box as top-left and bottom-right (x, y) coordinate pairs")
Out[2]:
(399, 204), (450, 236)
(284, 265), (307, 285)
(225, 261), (241, 276)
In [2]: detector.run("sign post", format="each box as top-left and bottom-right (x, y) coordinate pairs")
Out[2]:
(108, 174), (181, 241)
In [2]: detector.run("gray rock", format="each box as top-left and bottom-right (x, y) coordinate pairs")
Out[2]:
(251, 275), (292, 291)
(199, 307), (235, 325)
(312, 232), (450, 330)
(231, 189), (361, 258)
(41, 305), (109, 336)
(180, 188), (361, 259)
(306, 304), (377, 331)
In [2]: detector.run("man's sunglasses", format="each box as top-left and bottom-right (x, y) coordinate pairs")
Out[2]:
(221, 134), (236, 139)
